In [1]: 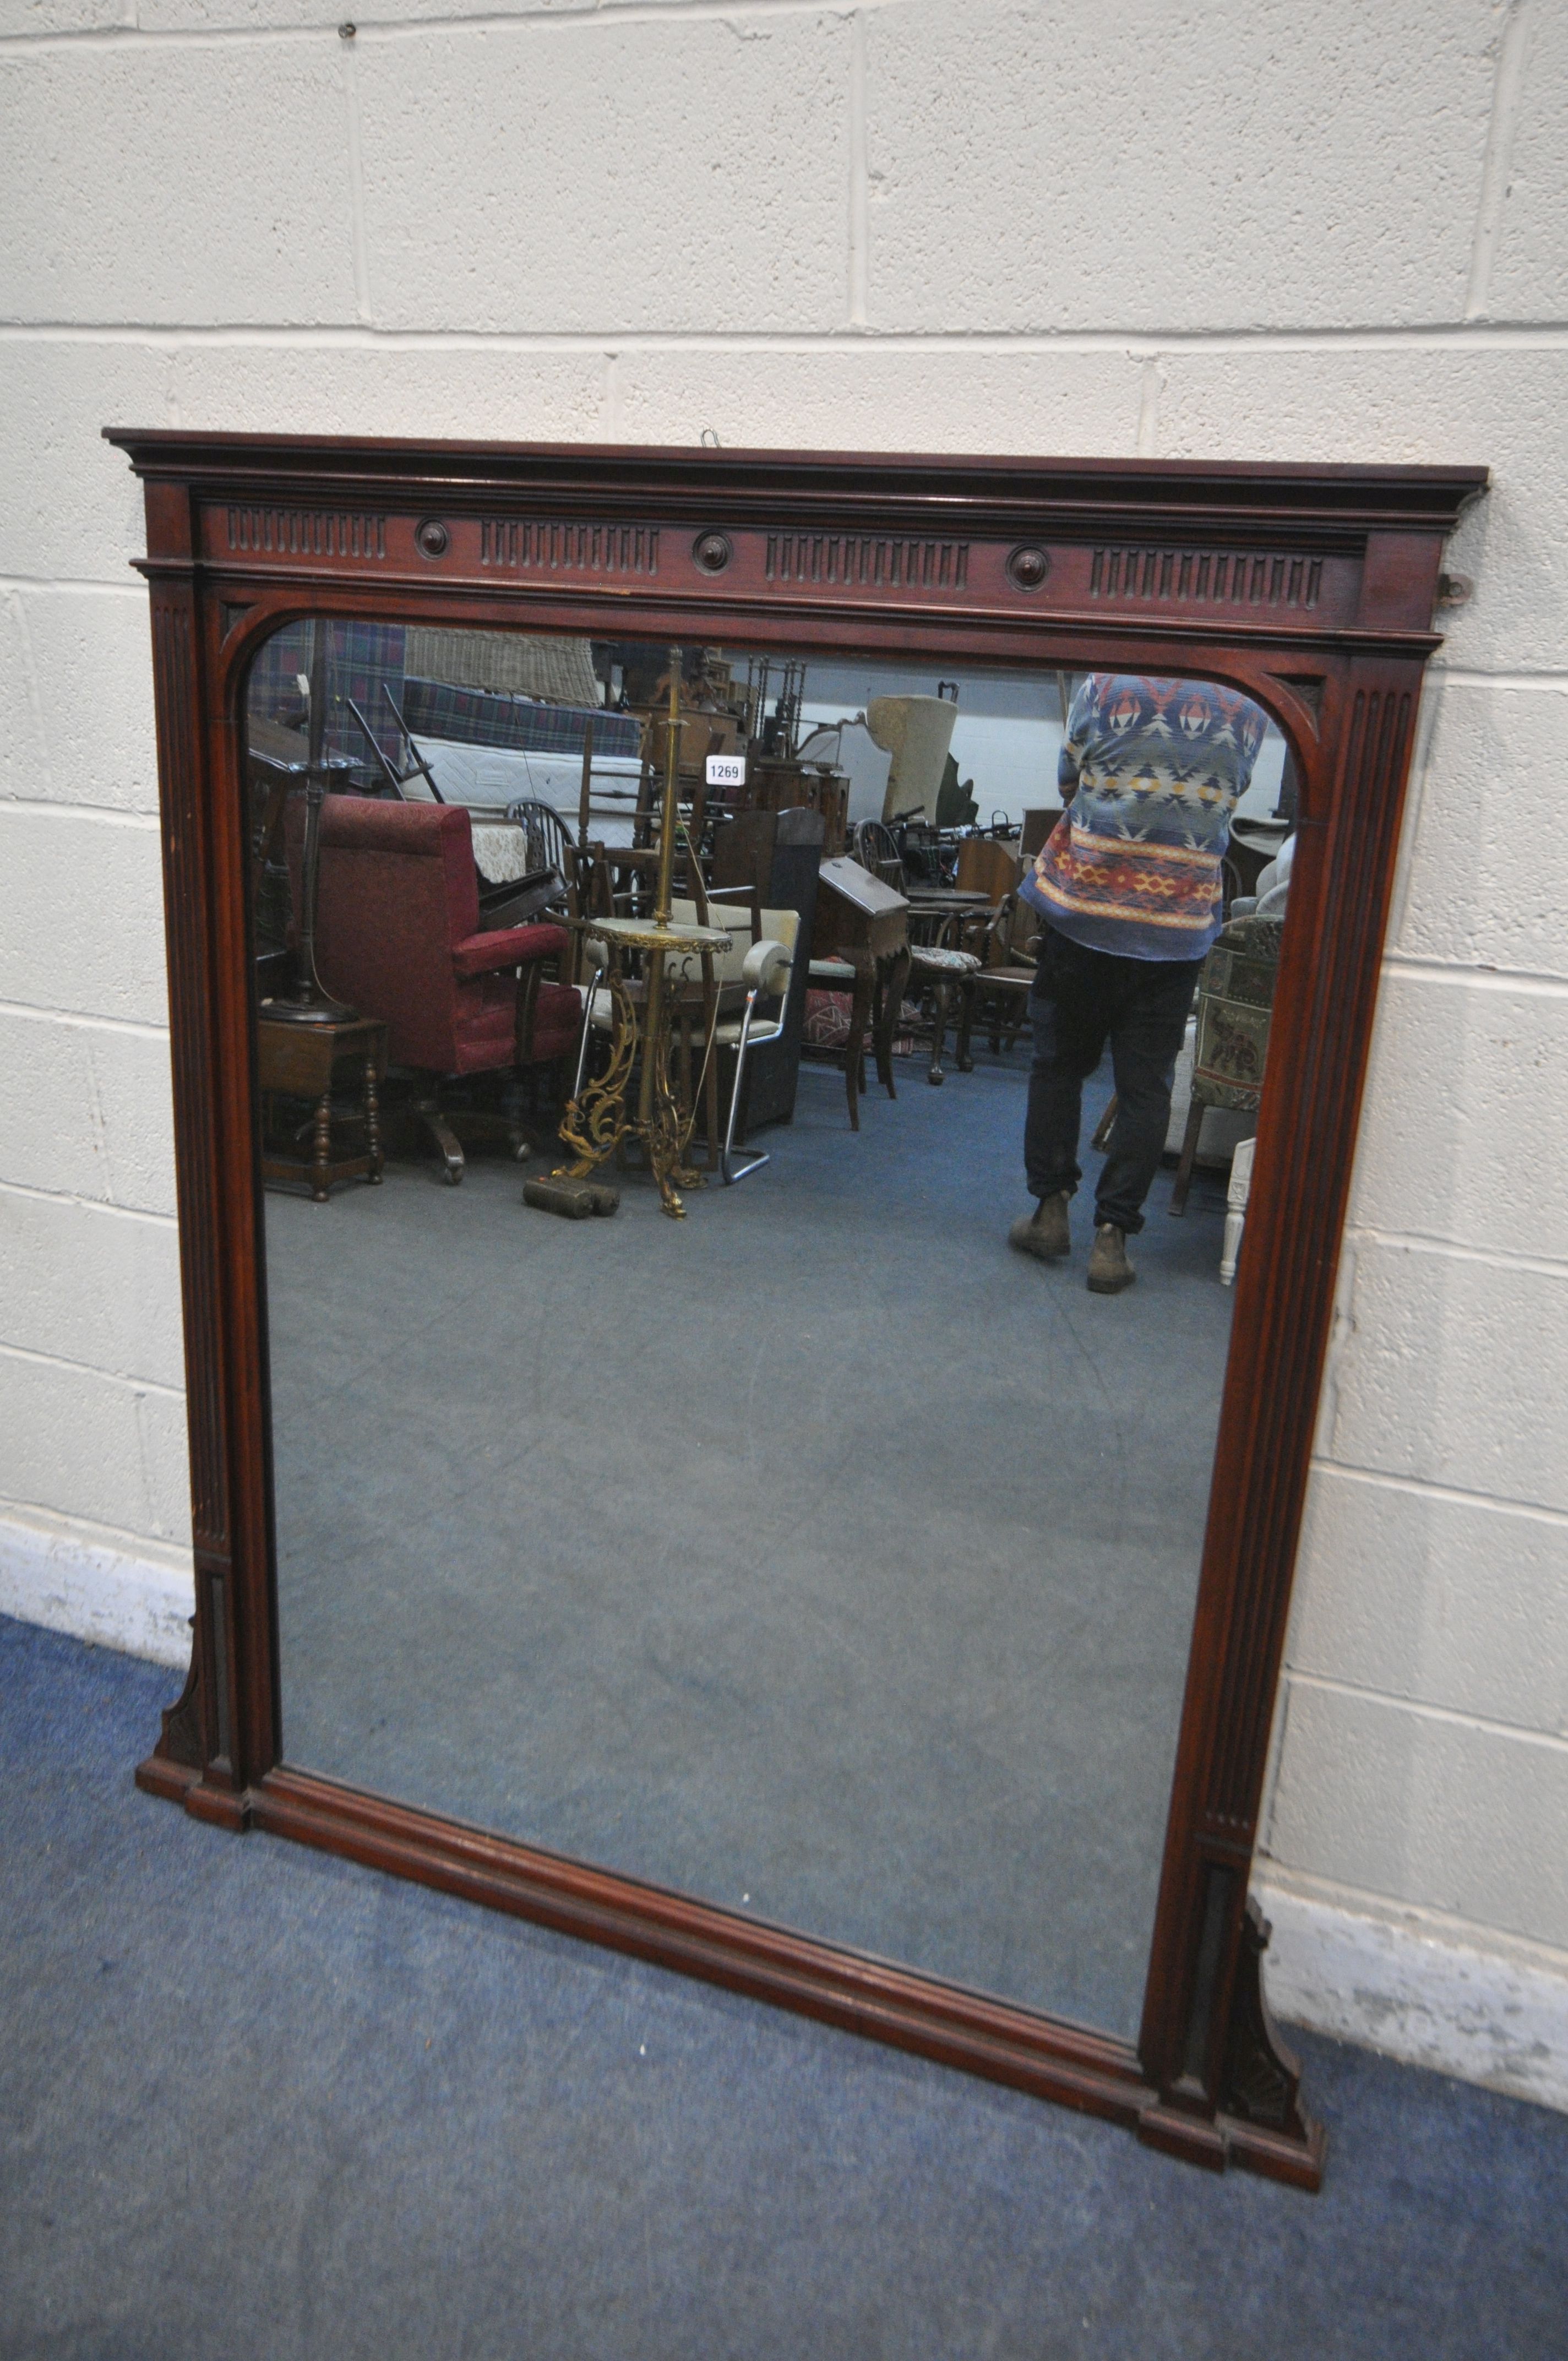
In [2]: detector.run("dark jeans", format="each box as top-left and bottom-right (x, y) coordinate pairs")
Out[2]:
(1025, 927), (1202, 1234)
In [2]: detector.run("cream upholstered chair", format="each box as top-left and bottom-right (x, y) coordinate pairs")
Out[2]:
(572, 894), (742, 1062)
(667, 899), (798, 1182)
(709, 910), (798, 1182)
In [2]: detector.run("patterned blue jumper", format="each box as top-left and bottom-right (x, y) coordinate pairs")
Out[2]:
(1020, 674), (1270, 962)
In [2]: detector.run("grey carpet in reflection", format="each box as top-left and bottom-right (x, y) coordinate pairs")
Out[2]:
(264, 1051), (1237, 2040)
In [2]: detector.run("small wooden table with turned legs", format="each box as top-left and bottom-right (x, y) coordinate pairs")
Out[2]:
(256, 1011), (388, 1204)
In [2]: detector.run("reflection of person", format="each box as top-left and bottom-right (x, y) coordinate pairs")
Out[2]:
(1010, 673), (1269, 1292)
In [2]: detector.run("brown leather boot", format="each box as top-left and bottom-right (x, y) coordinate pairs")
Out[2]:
(1009, 1192), (1071, 1260)
(1086, 1222), (1136, 1293)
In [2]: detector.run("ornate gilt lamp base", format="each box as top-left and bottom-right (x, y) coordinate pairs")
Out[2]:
(554, 915), (732, 1219)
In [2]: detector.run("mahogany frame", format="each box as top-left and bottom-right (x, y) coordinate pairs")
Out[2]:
(106, 430), (1486, 2190)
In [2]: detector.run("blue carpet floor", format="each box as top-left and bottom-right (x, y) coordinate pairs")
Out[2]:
(3, 1615), (1566, 2360)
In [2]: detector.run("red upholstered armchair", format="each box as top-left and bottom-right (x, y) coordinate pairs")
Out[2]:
(300, 797), (581, 1181)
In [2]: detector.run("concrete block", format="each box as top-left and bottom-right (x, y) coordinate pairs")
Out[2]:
(141, 0), (598, 21)
(1265, 1678), (1568, 1952)
(357, 14), (852, 334)
(0, 1346), (190, 1545)
(0, 0), (130, 29)
(0, 1011), (177, 1216)
(0, 806), (168, 1026)
(1395, 683), (1568, 980)
(0, 592), (47, 803)
(1291, 1466), (1568, 1735)
(0, 586), (159, 815)
(0, 46), (358, 327)
(0, 1015), (101, 1202)
(77, 1021), (178, 1215)
(1347, 970), (1568, 1257)
(0, 1506), (194, 1672)
(617, 346), (1145, 456)
(863, 0), (1494, 333)
(1325, 1236), (1568, 1513)
(139, 0), (614, 20)
(167, 338), (607, 445)
(1152, 349), (1568, 673)
(0, 1189), (184, 1390)
(0, 342), (171, 583)
(1487, 0), (1568, 322)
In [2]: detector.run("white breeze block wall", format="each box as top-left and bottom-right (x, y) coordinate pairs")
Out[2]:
(1, 0), (1564, 2099)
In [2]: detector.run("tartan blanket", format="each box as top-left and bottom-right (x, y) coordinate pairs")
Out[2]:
(249, 621), (407, 765)
(402, 678), (641, 763)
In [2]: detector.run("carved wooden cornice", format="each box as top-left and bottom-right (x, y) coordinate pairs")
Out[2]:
(105, 432), (1488, 652)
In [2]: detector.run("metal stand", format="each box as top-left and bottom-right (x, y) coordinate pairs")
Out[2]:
(547, 651), (729, 1219)
(261, 620), (358, 1030)
(719, 989), (774, 1184)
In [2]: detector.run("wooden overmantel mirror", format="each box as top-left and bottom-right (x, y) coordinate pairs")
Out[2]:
(106, 429), (1486, 2190)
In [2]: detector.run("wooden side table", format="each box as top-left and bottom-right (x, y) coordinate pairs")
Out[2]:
(808, 858), (912, 1130)
(257, 1012), (388, 1204)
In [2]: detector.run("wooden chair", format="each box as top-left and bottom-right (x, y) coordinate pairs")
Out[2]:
(502, 796), (575, 885)
(955, 890), (1041, 1069)
(852, 818), (905, 888)
(848, 823), (981, 1086)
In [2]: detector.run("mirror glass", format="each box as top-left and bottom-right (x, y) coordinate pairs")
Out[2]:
(244, 617), (1297, 2038)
